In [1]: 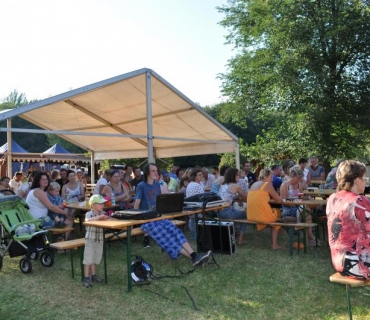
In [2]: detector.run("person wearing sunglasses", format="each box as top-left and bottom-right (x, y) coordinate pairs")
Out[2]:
(326, 160), (370, 280)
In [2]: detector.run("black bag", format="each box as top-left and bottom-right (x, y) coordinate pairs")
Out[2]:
(111, 209), (160, 220)
(184, 192), (221, 203)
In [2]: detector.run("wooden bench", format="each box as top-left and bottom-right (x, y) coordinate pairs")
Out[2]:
(219, 218), (317, 256)
(329, 272), (370, 319)
(51, 220), (187, 279)
(50, 238), (86, 280)
(47, 227), (75, 242)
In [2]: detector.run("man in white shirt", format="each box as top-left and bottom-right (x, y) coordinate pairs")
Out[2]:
(9, 172), (24, 193)
(93, 169), (110, 195)
(201, 167), (215, 190)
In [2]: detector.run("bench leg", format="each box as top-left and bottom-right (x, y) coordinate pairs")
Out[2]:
(126, 227), (132, 292)
(69, 248), (84, 281)
(79, 247), (84, 282)
(70, 250), (75, 279)
(103, 230), (108, 284)
(345, 284), (353, 320)
(288, 228), (294, 256)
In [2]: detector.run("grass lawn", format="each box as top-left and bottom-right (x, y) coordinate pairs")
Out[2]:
(1, 224), (370, 320)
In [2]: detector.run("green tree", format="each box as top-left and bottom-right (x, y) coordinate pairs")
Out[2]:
(0, 91), (50, 151)
(0, 90), (28, 109)
(218, 0), (370, 162)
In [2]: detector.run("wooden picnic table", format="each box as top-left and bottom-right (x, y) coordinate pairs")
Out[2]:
(84, 204), (228, 292)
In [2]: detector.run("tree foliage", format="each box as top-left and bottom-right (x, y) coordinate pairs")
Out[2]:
(218, 0), (370, 162)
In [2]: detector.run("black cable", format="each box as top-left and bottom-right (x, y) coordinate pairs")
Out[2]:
(136, 281), (201, 311)
(180, 285), (201, 311)
(130, 258), (201, 310)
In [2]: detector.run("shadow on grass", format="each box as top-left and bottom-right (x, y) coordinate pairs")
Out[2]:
(1, 225), (370, 319)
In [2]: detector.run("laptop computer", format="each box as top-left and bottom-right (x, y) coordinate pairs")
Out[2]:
(156, 193), (185, 214)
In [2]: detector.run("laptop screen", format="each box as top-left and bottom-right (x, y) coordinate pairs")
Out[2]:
(156, 193), (185, 214)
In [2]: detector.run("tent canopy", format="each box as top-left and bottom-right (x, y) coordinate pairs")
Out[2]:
(43, 143), (71, 154)
(0, 141), (91, 164)
(0, 68), (238, 162)
(0, 140), (29, 153)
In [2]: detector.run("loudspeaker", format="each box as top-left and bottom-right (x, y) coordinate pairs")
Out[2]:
(197, 220), (235, 255)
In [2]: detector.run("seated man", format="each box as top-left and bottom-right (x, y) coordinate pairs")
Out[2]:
(9, 171), (23, 194)
(134, 163), (211, 266)
(308, 156), (325, 181)
(271, 164), (283, 191)
(161, 169), (179, 192)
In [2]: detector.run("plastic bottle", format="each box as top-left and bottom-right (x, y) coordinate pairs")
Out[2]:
(111, 192), (116, 205)
(85, 194), (90, 208)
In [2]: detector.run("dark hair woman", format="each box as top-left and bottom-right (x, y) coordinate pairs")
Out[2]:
(61, 170), (85, 203)
(26, 172), (73, 233)
(102, 170), (132, 209)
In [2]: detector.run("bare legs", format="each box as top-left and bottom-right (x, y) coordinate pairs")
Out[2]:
(84, 263), (96, 278)
(181, 242), (195, 259)
(237, 232), (244, 245)
(271, 227), (282, 250)
(64, 215), (74, 240)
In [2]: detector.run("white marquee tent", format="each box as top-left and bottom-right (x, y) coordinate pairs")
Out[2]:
(0, 68), (239, 181)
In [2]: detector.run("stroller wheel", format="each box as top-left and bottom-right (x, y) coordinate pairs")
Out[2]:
(19, 257), (32, 274)
(29, 252), (39, 260)
(40, 252), (54, 267)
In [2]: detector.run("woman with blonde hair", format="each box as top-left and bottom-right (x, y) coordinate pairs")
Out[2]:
(280, 166), (317, 246)
(247, 168), (283, 249)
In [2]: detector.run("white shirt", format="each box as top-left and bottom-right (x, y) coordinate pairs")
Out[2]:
(93, 177), (107, 195)
(201, 174), (215, 189)
(17, 182), (31, 200)
(26, 189), (48, 219)
(303, 168), (309, 182)
(186, 182), (204, 197)
(9, 179), (23, 194)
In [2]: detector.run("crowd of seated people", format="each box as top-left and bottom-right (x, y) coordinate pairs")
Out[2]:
(0, 156), (342, 255)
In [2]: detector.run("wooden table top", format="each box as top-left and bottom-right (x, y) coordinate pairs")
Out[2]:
(84, 203), (230, 228)
(66, 202), (119, 212)
(270, 199), (327, 206)
(303, 189), (335, 196)
(310, 180), (326, 185)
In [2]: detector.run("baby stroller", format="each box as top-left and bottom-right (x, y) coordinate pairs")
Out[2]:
(0, 195), (54, 273)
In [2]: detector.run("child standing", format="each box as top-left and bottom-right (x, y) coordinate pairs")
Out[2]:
(83, 194), (109, 288)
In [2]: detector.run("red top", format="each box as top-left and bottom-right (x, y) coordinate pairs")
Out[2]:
(327, 190), (370, 278)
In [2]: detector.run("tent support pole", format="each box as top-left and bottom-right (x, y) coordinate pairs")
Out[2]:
(146, 70), (155, 163)
(90, 152), (95, 184)
(7, 119), (12, 176)
(235, 143), (240, 170)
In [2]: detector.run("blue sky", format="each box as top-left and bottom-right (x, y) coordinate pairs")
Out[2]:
(0, 0), (234, 106)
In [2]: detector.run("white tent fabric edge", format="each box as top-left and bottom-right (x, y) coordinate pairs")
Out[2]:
(0, 68), (240, 181)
